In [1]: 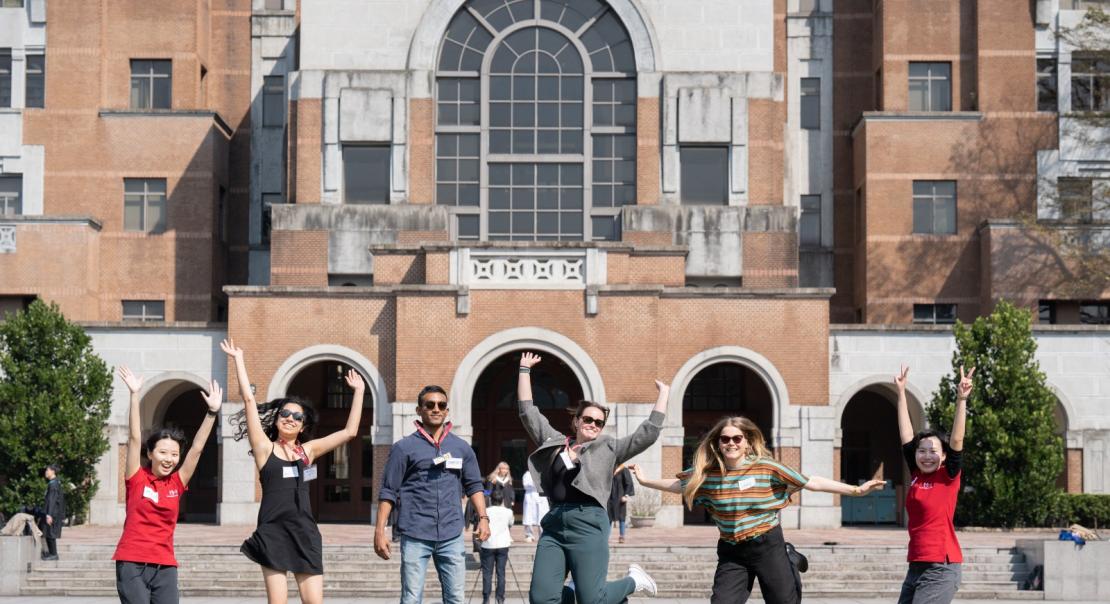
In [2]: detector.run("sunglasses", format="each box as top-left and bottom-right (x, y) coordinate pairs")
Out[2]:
(578, 416), (605, 428)
(278, 409), (305, 422)
(718, 435), (745, 446)
(422, 400), (448, 411)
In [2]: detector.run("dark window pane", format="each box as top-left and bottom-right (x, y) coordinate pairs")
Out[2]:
(800, 77), (820, 129)
(263, 75), (284, 126)
(344, 146), (390, 204)
(457, 214), (480, 240)
(680, 147), (728, 205)
(913, 198), (932, 234)
(24, 54), (43, 108)
(592, 215), (620, 241)
(0, 50), (11, 108)
(800, 194), (821, 246)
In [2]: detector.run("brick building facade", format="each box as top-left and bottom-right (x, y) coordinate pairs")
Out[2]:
(0, 0), (1106, 527)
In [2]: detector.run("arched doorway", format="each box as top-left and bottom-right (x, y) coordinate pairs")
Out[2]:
(471, 351), (584, 512)
(286, 361), (374, 522)
(839, 388), (905, 525)
(156, 385), (218, 523)
(1054, 400), (1069, 490)
(681, 362), (773, 525)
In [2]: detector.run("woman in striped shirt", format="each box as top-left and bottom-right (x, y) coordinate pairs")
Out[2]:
(632, 416), (884, 604)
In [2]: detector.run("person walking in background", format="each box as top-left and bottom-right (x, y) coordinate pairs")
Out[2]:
(895, 364), (974, 604)
(480, 489), (514, 604)
(39, 464), (65, 561)
(608, 465), (634, 544)
(521, 469), (548, 543)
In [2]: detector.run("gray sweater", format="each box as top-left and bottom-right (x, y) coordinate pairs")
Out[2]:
(519, 399), (664, 509)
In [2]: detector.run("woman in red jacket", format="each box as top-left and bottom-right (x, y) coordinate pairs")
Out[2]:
(895, 364), (974, 604)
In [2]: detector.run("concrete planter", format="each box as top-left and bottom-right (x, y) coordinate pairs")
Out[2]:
(0, 536), (35, 595)
(630, 516), (655, 528)
(1016, 539), (1110, 600)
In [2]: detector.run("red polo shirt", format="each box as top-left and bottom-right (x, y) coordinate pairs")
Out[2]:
(112, 467), (186, 566)
(903, 442), (963, 563)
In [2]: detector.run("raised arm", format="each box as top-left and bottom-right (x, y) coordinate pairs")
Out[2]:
(305, 369), (365, 462)
(220, 338), (271, 460)
(118, 366), (145, 480)
(895, 364), (914, 445)
(179, 380), (222, 487)
(804, 475), (885, 497)
(950, 365), (974, 452)
(629, 464), (682, 494)
(517, 352), (563, 444)
(611, 380), (668, 463)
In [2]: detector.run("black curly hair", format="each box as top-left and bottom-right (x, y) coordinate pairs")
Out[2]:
(230, 397), (317, 452)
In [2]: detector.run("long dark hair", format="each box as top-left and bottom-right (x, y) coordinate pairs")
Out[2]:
(230, 397), (317, 447)
(143, 428), (188, 470)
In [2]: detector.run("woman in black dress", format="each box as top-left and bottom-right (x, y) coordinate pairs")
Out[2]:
(222, 338), (365, 604)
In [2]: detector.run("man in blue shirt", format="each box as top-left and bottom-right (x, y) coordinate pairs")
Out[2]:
(375, 385), (490, 604)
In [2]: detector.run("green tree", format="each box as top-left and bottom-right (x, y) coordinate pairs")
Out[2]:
(0, 300), (112, 523)
(926, 301), (1063, 527)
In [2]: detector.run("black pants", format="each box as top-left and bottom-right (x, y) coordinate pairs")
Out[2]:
(116, 561), (180, 604)
(43, 537), (57, 557)
(480, 547), (508, 603)
(711, 525), (800, 604)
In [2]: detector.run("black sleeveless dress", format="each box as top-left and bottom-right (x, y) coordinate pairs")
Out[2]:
(240, 450), (323, 574)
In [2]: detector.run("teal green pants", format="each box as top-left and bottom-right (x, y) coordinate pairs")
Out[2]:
(528, 503), (636, 604)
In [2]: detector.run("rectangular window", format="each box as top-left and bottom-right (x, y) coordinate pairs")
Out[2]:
(1061, 1), (1110, 9)
(0, 49), (10, 108)
(1037, 57), (1058, 112)
(122, 300), (165, 322)
(1070, 53), (1110, 112)
(1038, 300), (1057, 325)
(343, 145), (390, 204)
(913, 303), (957, 324)
(0, 175), (21, 216)
(261, 192), (281, 244)
(1079, 301), (1110, 324)
(1, 1), (24, 7)
(262, 75), (284, 127)
(908, 62), (951, 111)
(1058, 177), (1093, 222)
(592, 134), (636, 208)
(24, 53), (43, 108)
(912, 180), (957, 234)
(800, 77), (820, 129)
(800, 194), (821, 247)
(123, 178), (167, 233)
(130, 60), (171, 110)
(488, 163), (583, 241)
(680, 146), (728, 205)
(435, 133), (479, 207)
(264, 0), (284, 9)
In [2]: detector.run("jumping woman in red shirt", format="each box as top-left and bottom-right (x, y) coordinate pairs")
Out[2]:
(895, 363), (974, 604)
(113, 365), (223, 604)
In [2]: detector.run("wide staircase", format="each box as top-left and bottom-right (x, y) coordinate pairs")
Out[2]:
(24, 542), (1042, 599)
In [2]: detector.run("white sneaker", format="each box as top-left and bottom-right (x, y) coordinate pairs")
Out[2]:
(628, 563), (657, 596)
(525, 535), (534, 543)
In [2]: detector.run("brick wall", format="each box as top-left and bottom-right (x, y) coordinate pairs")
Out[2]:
(270, 230), (328, 286)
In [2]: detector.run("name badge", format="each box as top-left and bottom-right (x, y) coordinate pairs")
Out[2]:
(735, 477), (756, 491)
(303, 465), (318, 482)
(446, 457), (463, 470)
(142, 485), (159, 504)
(283, 465), (300, 479)
(559, 450), (576, 469)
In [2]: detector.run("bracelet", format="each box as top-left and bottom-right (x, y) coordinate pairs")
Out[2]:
(479, 515), (490, 521)
(518, 366), (531, 373)
(205, 409), (218, 417)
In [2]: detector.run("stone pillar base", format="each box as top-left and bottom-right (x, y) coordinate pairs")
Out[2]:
(219, 502), (261, 525)
(0, 536), (35, 595)
(798, 505), (841, 529)
(656, 504), (683, 528)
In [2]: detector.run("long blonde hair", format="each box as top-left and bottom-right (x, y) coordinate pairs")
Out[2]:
(683, 416), (771, 509)
(486, 461), (512, 485)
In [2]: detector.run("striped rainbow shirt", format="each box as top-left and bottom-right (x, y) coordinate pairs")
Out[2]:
(678, 459), (809, 542)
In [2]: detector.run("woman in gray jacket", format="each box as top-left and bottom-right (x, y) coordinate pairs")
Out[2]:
(517, 352), (668, 604)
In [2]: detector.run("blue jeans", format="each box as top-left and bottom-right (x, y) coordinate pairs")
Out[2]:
(400, 533), (466, 604)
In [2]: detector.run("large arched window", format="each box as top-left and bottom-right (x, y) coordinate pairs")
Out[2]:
(436, 0), (637, 241)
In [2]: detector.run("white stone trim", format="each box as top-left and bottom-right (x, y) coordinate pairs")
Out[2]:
(1047, 381), (1083, 448)
(138, 371), (211, 428)
(445, 327), (607, 441)
(665, 346), (790, 446)
(266, 344), (391, 440)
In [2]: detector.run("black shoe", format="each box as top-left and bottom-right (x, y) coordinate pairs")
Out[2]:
(40, 554), (58, 561)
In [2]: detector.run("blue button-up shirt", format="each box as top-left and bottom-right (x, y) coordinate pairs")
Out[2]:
(378, 424), (483, 542)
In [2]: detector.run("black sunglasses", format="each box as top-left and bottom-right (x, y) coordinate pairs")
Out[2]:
(718, 435), (745, 445)
(579, 416), (605, 428)
(422, 400), (448, 411)
(278, 409), (305, 422)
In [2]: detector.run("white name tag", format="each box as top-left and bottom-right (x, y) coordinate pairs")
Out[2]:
(559, 450), (576, 469)
(446, 457), (463, 470)
(735, 477), (756, 491)
(303, 465), (318, 482)
(283, 465), (300, 479)
(142, 485), (159, 504)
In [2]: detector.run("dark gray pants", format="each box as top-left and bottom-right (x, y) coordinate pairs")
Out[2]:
(710, 525), (799, 604)
(116, 561), (179, 604)
(898, 562), (961, 604)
